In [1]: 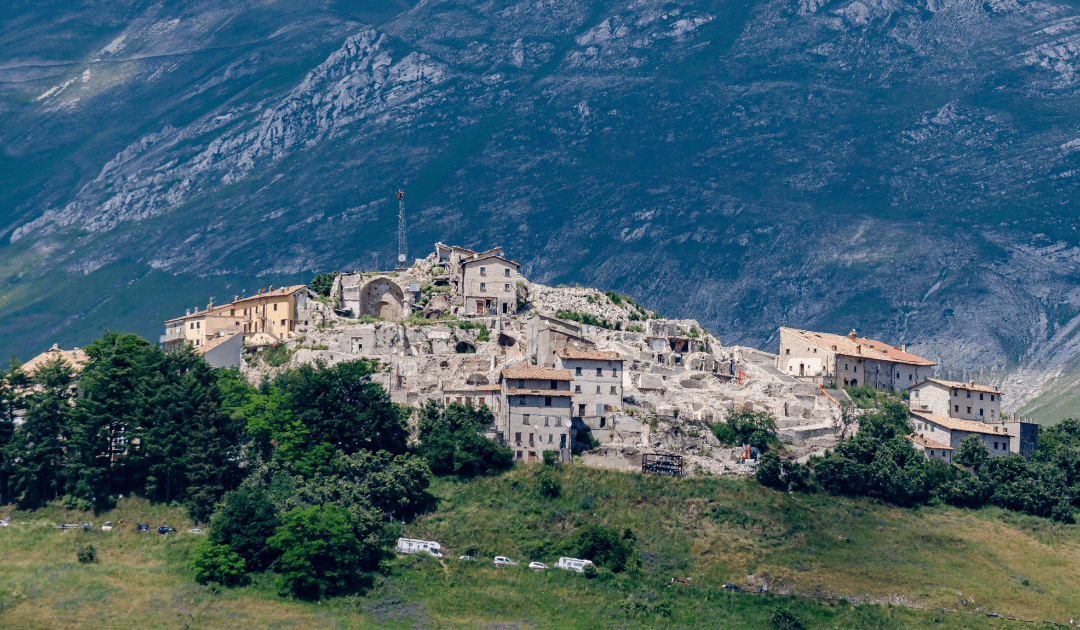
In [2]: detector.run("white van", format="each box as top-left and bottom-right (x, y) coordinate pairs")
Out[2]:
(555, 557), (594, 573)
(396, 538), (443, 558)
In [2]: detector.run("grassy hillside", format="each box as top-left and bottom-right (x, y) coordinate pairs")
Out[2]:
(4, 463), (1080, 628)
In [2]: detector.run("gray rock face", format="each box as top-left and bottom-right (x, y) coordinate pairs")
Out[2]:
(3, 0), (1080, 411)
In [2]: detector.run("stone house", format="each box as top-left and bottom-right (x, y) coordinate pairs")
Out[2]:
(527, 314), (595, 367)
(21, 345), (89, 375)
(460, 253), (521, 316)
(554, 349), (624, 419)
(777, 327), (936, 391)
(498, 365), (574, 462)
(1000, 417), (1040, 459)
(438, 384), (502, 412)
(909, 378), (1003, 423)
(911, 410), (1013, 458)
(908, 433), (954, 463)
(434, 243), (503, 293)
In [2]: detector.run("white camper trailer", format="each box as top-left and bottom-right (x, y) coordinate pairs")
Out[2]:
(396, 537), (443, 558)
(555, 557), (594, 573)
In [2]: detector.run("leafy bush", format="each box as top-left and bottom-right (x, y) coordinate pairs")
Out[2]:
(711, 408), (778, 451)
(415, 401), (512, 478)
(268, 505), (368, 599)
(537, 471), (561, 498)
(76, 544), (96, 564)
(771, 608), (803, 629)
(572, 524), (638, 573)
(262, 343), (295, 368)
(189, 541), (248, 586)
(543, 450), (560, 466)
(309, 271), (339, 297)
(209, 486), (281, 571)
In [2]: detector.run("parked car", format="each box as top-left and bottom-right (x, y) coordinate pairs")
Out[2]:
(555, 557), (594, 573)
(136, 523), (150, 532)
(101, 521), (113, 531)
(157, 526), (176, 535)
(528, 562), (547, 571)
(493, 556), (517, 567)
(458, 555), (474, 562)
(721, 583), (745, 592)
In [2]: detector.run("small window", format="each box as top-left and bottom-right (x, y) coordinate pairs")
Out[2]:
(596, 368), (603, 376)
(909, 374), (913, 380)
(480, 283), (486, 291)
(480, 267), (486, 275)
(980, 393), (984, 400)
(545, 397), (552, 407)
(967, 391), (971, 398)
(544, 417), (550, 427)
(504, 283), (510, 291)
(990, 394), (995, 401)
(273, 303), (278, 311)
(595, 386), (601, 394)
(575, 367), (582, 375)
(929, 450), (934, 456)
(897, 373), (901, 379)
(786, 349), (790, 355)
(515, 433), (521, 442)
(954, 405), (959, 412)
(610, 386), (617, 395)
(979, 408), (984, 416)
(523, 414), (530, 425)
(967, 407), (971, 414)
(575, 385), (581, 393)
(550, 380), (557, 389)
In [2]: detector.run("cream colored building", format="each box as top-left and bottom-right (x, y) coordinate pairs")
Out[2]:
(908, 378), (1003, 423)
(498, 365), (573, 462)
(460, 253), (521, 316)
(162, 284), (310, 352)
(777, 327), (936, 391)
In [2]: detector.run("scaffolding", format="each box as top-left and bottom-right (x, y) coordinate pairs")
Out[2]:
(641, 453), (684, 477)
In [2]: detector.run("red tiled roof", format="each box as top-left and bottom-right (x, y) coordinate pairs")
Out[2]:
(909, 433), (954, 451)
(22, 347), (89, 374)
(504, 389), (573, 397)
(781, 327), (936, 367)
(912, 378), (1003, 395)
(555, 349), (624, 361)
(501, 366), (573, 380)
(912, 410), (1009, 436)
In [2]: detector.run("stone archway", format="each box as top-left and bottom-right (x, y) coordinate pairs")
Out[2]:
(359, 277), (405, 320)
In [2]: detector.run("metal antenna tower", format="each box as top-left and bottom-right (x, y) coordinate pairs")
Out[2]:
(395, 190), (408, 270)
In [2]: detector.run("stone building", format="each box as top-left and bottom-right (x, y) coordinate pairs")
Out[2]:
(910, 410), (1013, 458)
(909, 378), (1004, 423)
(21, 344), (89, 375)
(777, 327), (936, 391)
(460, 253), (521, 316)
(498, 365), (573, 462)
(554, 349), (625, 419)
(908, 433), (954, 463)
(161, 303), (243, 350)
(438, 383), (502, 412)
(335, 274), (411, 320)
(527, 315), (595, 367)
(162, 285), (310, 351)
(1001, 417), (1040, 459)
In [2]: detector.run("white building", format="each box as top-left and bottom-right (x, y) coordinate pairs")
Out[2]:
(554, 349), (624, 419)
(908, 378), (1003, 424)
(910, 410), (1012, 458)
(777, 328), (936, 391)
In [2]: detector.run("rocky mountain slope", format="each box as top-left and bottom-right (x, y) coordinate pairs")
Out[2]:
(2, 0), (1080, 417)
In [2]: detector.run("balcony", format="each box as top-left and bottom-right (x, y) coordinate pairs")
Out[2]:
(160, 330), (185, 343)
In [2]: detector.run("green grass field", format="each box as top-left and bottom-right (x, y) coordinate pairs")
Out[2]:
(3, 462), (1079, 628)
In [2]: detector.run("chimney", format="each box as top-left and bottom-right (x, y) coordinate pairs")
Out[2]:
(186, 308), (191, 316)
(969, 379), (975, 386)
(269, 285), (274, 291)
(856, 346), (861, 355)
(848, 330), (857, 340)
(902, 344), (907, 352)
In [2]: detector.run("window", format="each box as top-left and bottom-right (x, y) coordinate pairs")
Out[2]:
(515, 433), (521, 442)
(980, 393), (984, 400)
(596, 368), (603, 376)
(550, 380), (558, 389)
(853, 366), (857, 373)
(786, 349), (790, 354)
(909, 374), (912, 380)
(595, 386), (601, 394)
(844, 364), (848, 370)
(504, 283), (510, 291)
(979, 408), (984, 416)
(990, 394), (995, 401)
(273, 303), (278, 311)
(517, 450), (523, 459)
(480, 267), (486, 275)
(281, 319), (286, 326)
(613, 370), (618, 378)
(544, 417), (550, 427)
(610, 386), (617, 395)
(548, 434), (553, 443)
(575, 367), (582, 375)
(523, 414), (530, 425)
(230, 309), (235, 316)
(897, 372), (901, 379)
(966, 391), (971, 398)
(967, 407), (971, 414)
(955, 405), (959, 412)
(504, 268), (510, 276)
(929, 450), (934, 456)
(479, 397), (485, 406)
(528, 433), (534, 444)
(993, 442), (998, 450)
(575, 385), (581, 393)
(545, 397), (552, 406)
(480, 283), (486, 291)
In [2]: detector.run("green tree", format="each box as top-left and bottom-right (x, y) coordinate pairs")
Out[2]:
(711, 407), (778, 451)
(268, 504), (371, 599)
(189, 540), (248, 586)
(572, 524), (638, 573)
(309, 272), (339, 298)
(415, 400), (512, 477)
(6, 359), (74, 508)
(275, 360), (408, 456)
(209, 486), (282, 571)
(957, 435), (989, 469)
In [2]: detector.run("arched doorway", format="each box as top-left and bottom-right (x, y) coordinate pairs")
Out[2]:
(359, 278), (405, 319)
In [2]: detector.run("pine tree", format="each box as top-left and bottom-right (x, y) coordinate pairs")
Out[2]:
(6, 359), (74, 508)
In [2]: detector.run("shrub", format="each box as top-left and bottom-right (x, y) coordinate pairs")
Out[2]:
(309, 271), (339, 297)
(76, 544), (96, 564)
(189, 541), (248, 586)
(572, 524), (638, 573)
(209, 486), (281, 571)
(415, 401), (512, 478)
(268, 504), (366, 599)
(537, 471), (561, 498)
(712, 408), (778, 450)
(771, 608), (802, 629)
(542, 450), (560, 466)
(756, 452), (785, 489)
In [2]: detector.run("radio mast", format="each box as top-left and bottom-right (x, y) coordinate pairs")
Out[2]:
(395, 190), (408, 270)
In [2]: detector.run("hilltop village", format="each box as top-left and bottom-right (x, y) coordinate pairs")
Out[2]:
(33, 242), (1040, 475)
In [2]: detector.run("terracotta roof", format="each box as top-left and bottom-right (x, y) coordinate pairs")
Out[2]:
(911, 410), (1010, 436)
(165, 306), (241, 324)
(22, 347), (89, 374)
(781, 327), (936, 367)
(911, 378), (1003, 395)
(442, 384), (502, 392)
(504, 389), (573, 397)
(555, 349), (624, 361)
(228, 285), (308, 307)
(501, 366), (573, 380)
(909, 433), (955, 451)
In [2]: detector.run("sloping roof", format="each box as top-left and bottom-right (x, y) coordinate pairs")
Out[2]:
(22, 347), (89, 374)
(195, 333), (241, 355)
(555, 349), (624, 361)
(228, 284), (308, 307)
(909, 433), (955, 451)
(441, 383), (502, 393)
(504, 388), (573, 397)
(911, 378), (1003, 395)
(501, 366), (573, 380)
(781, 327), (936, 367)
(461, 253), (519, 268)
(164, 305), (240, 324)
(911, 410), (1009, 436)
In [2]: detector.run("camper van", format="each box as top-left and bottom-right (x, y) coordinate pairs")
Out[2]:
(555, 557), (594, 573)
(396, 538), (444, 558)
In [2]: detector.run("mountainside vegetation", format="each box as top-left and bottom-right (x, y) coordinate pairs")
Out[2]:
(4, 0), (1080, 415)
